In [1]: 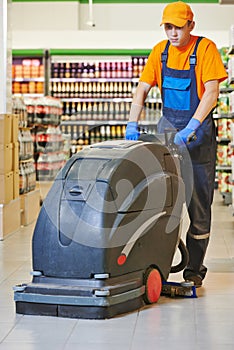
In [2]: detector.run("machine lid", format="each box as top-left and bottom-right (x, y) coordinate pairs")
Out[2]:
(90, 140), (142, 149)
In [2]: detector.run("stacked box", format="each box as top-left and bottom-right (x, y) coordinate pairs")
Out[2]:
(12, 115), (20, 200)
(0, 114), (13, 204)
(20, 189), (40, 226)
(0, 114), (21, 239)
(0, 114), (11, 144)
(0, 143), (13, 173)
(0, 172), (13, 204)
(0, 198), (21, 240)
(12, 114), (19, 144)
(0, 114), (19, 204)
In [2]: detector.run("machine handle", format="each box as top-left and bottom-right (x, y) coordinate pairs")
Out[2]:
(186, 131), (197, 144)
(69, 186), (83, 196)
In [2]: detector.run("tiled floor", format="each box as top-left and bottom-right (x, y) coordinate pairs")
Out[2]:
(0, 190), (233, 350)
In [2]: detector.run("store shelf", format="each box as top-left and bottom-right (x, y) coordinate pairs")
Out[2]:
(50, 78), (134, 83)
(216, 165), (232, 171)
(217, 137), (232, 143)
(13, 78), (44, 82)
(47, 53), (156, 151)
(61, 120), (157, 126)
(213, 113), (234, 119)
(228, 45), (234, 55)
(219, 87), (234, 93)
(61, 97), (133, 102)
(13, 93), (44, 98)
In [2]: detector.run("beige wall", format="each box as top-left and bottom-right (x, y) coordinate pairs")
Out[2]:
(11, 2), (234, 49)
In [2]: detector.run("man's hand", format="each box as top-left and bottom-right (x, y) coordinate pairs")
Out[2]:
(125, 122), (140, 140)
(174, 118), (201, 146)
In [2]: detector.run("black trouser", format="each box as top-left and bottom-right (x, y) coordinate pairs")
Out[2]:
(180, 117), (217, 280)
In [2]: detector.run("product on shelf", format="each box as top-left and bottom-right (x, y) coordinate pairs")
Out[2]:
(49, 55), (162, 154)
(60, 100), (131, 122)
(51, 60), (133, 79)
(132, 56), (147, 78)
(19, 160), (36, 195)
(24, 96), (63, 126)
(219, 47), (230, 67)
(217, 171), (232, 194)
(217, 118), (233, 140)
(217, 93), (229, 114)
(32, 125), (68, 181)
(50, 80), (133, 99)
(18, 128), (34, 161)
(229, 91), (234, 113)
(32, 125), (64, 153)
(12, 57), (44, 95)
(12, 58), (43, 79)
(18, 127), (36, 195)
(60, 123), (127, 155)
(217, 143), (233, 166)
(228, 56), (234, 85)
(14, 93), (66, 182)
(12, 96), (28, 128)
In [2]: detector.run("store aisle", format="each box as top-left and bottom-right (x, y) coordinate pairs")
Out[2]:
(0, 190), (233, 350)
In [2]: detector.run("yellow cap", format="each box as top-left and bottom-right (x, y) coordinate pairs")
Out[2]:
(160, 1), (194, 27)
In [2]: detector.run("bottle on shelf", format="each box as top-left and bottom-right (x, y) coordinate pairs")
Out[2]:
(19, 162), (27, 195)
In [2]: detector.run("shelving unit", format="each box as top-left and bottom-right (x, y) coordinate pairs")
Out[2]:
(216, 43), (234, 209)
(12, 50), (46, 96)
(228, 43), (234, 214)
(11, 49), (162, 155)
(47, 50), (161, 153)
(215, 113), (234, 204)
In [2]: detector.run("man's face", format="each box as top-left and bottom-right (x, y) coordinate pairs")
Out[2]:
(164, 22), (194, 47)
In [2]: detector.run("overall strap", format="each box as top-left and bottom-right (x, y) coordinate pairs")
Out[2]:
(161, 37), (204, 66)
(161, 41), (170, 63)
(190, 36), (203, 66)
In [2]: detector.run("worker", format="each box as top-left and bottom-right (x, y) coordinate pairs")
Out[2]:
(125, 1), (227, 287)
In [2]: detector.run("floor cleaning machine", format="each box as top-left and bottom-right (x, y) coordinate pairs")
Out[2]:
(14, 135), (196, 319)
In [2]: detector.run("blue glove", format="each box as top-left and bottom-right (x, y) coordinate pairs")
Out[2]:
(174, 118), (201, 146)
(125, 122), (140, 140)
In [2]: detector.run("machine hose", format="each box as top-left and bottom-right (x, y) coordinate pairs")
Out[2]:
(170, 239), (189, 273)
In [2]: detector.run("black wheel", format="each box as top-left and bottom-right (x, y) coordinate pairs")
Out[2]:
(143, 267), (162, 304)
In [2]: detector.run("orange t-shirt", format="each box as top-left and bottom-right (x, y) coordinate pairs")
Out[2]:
(140, 35), (227, 100)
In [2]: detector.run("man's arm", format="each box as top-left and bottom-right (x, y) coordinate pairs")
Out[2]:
(129, 82), (152, 122)
(192, 79), (219, 123)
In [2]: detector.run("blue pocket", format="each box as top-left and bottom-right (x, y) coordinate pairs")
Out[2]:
(163, 76), (191, 110)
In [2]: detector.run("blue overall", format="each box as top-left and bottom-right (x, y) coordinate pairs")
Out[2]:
(157, 37), (217, 280)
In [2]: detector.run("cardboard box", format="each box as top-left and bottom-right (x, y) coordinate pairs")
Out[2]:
(0, 198), (21, 240)
(0, 172), (13, 204)
(12, 114), (19, 143)
(13, 170), (20, 199)
(13, 142), (19, 170)
(20, 189), (40, 226)
(0, 143), (13, 174)
(36, 181), (53, 202)
(0, 114), (12, 144)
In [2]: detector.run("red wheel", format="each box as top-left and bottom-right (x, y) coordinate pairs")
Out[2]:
(143, 267), (162, 304)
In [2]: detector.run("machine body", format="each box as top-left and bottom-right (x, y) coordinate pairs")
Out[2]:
(14, 139), (189, 319)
